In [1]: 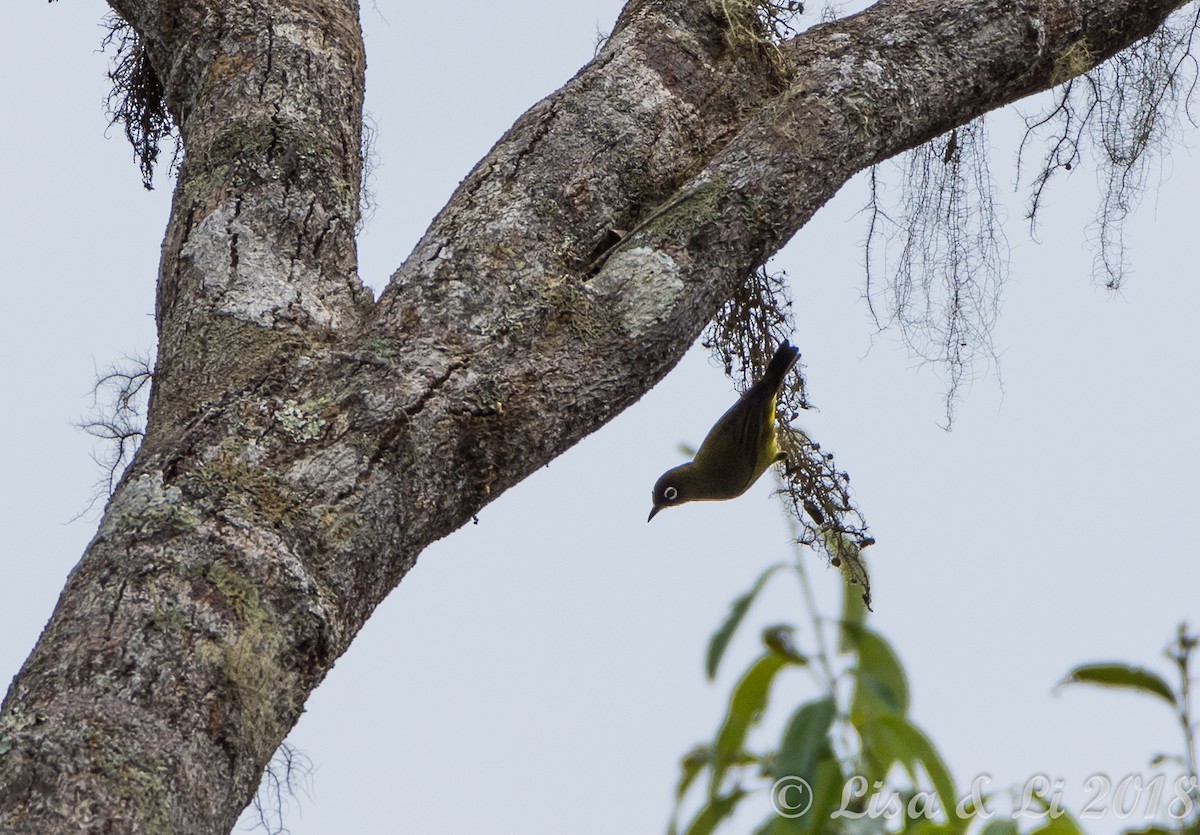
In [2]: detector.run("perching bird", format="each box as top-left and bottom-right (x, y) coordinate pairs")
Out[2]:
(648, 341), (800, 521)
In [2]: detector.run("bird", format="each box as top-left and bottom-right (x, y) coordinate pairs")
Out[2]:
(648, 341), (800, 521)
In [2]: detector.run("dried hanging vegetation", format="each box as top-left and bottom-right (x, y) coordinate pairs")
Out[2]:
(1019, 3), (1200, 289)
(716, 0), (806, 77)
(249, 743), (314, 835)
(864, 118), (1006, 428)
(102, 15), (176, 190)
(76, 353), (154, 511)
(859, 4), (1200, 423)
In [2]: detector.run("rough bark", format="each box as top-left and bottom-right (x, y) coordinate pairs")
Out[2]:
(0, 0), (1189, 831)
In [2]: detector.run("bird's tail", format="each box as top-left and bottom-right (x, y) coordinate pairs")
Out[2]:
(762, 340), (800, 394)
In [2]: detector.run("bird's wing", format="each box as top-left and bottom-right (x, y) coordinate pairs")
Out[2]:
(691, 343), (798, 497)
(691, 381), (775, 496)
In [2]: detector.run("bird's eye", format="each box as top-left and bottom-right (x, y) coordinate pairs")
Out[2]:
(664, 486), (678, 501)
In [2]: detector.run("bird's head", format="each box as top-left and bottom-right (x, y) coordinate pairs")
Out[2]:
(648, 463), (695, 521)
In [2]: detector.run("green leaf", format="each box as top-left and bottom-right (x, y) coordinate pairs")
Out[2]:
(1061, 663), (1177, 707)
(707, 564), (785, 681)
(861, 714), (964, 832)
(846, 625), (910, 724)
(838, 577), (869, 654)
(978, 820), (1020, 835)
(683, 789), (748, 835)
(764, 697), (841, 835)
(668, 752), (704, 835)
(807, 754), (848, 834)
(710, 652), (793, 796)
(675, 745), (711, 801)
(763, 751), (845, 835)
(1026, 811), (1084, 835)
(773, 697), (836, 783)
(900, 821), (958, 835)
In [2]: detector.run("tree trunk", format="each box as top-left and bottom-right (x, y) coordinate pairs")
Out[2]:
(0, 0), (1187, 830)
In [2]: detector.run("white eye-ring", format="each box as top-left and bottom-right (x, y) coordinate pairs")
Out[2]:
(664, 486), (678, 501)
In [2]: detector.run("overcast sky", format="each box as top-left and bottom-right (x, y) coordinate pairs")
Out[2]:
(3, 2), (1198, 833)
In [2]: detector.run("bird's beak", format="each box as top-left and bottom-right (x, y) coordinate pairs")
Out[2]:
(647, 505), (661, 522)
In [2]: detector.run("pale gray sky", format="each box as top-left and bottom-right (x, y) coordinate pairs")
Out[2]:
(2, 2), (1198, 833)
